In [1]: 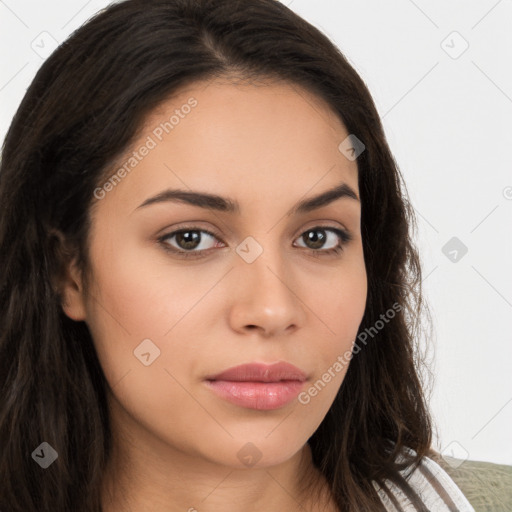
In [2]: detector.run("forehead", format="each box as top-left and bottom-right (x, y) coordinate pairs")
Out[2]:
(94, 78), (360, 216)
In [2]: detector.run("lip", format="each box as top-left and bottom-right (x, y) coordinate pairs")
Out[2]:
(204, 362), (307, 411)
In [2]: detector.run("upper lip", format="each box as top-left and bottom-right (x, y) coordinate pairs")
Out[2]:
(205, 362), (307, 382)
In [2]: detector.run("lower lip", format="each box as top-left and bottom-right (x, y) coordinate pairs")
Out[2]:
(205, 380), (305, 410)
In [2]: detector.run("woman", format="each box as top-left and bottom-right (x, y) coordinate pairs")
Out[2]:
(0, 0), (475, 510)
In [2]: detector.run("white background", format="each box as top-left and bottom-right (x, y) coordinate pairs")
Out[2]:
(1, 0), (511, 465)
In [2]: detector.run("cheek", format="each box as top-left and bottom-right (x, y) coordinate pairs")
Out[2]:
(316, 251), (367, 344)
(310, 258), (367, 398)
(87, 232), (206, 337)
(84, 235), (235, 406)
(83, 250), (211, 442)
(299, 271), (366, 416)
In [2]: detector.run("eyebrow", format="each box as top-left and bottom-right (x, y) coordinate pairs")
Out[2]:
(134, 182), (359, 215)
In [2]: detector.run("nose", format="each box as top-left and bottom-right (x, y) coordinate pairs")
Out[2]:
(227, 245), (307, 338)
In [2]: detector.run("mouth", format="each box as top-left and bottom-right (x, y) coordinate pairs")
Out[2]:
(204, 362), (307, 410)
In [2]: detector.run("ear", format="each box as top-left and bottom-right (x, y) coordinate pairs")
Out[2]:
(49, 229), (87, 322)
(60, 256), (87, 322)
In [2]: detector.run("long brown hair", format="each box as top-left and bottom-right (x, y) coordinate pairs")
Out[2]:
(0, 1), (433, 510)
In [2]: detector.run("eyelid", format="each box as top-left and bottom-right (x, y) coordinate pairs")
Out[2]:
(157, 222), (353, 260)
(292, 219), (350, 239)
(158, 221), (351, 243)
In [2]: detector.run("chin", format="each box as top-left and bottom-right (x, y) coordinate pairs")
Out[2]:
(204, 435), (307, 470)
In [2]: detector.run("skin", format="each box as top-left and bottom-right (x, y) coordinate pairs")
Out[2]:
(61, 77), (367, 512)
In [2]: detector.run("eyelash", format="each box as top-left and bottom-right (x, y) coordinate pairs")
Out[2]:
(158, 225), (353, 259)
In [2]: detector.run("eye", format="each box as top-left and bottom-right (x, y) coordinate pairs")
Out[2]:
(158, 225), (352, 259)
(293, 227), (352, 257)
(159, 227), (223, 257)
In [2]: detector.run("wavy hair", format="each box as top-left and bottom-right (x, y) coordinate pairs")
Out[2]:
(0, 0), (433, 510)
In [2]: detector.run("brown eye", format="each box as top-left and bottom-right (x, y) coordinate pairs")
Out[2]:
(301, 229), (328, 250)
(159, 228), (223, 258)
(173, 230), (203, 250)
(294, 227), (352, 256)
(158, 225), (352, 260)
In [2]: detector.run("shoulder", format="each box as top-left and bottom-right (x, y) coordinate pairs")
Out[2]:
(376, 455), (475, 512)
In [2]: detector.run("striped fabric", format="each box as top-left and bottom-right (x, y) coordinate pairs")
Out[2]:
(375, 456), (476, 511)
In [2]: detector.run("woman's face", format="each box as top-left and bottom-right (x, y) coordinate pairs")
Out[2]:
(63, 78), (367, 469)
